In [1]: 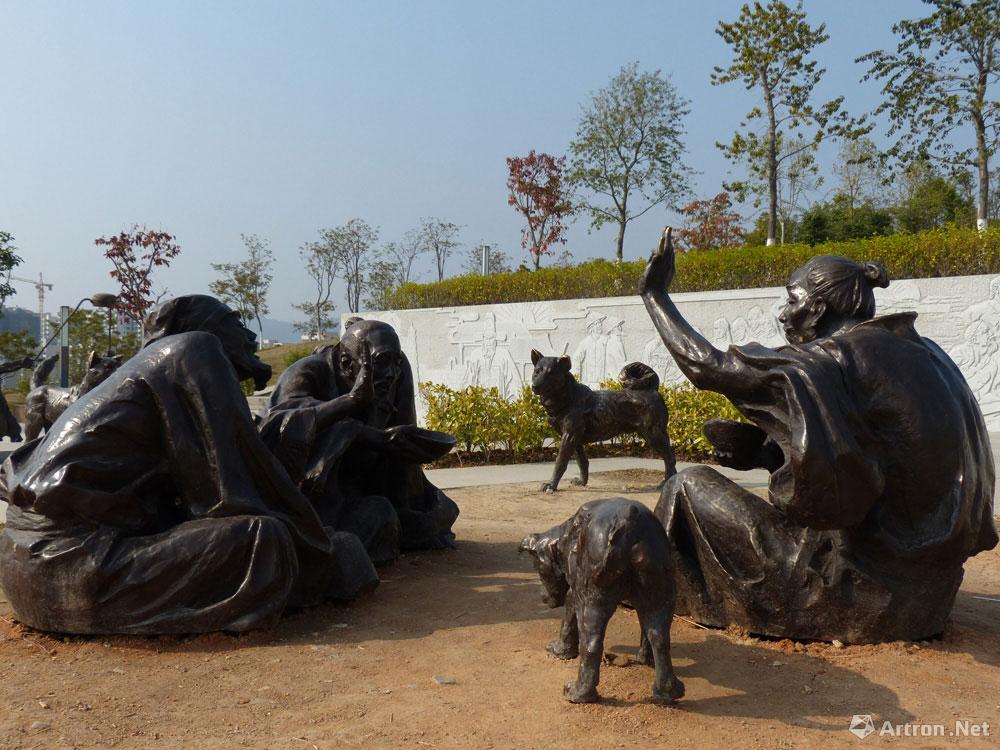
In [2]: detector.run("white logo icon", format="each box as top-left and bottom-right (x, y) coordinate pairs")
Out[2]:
(850, 715), (876, 739)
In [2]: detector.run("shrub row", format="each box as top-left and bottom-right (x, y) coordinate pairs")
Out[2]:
(388, 226), (1000, 309)
(418, 381), (744, 465)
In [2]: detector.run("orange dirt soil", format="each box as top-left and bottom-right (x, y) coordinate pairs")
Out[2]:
(0, 469), (997, 749)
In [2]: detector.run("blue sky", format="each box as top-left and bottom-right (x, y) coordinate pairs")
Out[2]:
(1, 1), (930, 327)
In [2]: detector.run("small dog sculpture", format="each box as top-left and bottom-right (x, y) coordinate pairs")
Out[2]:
(530, 350), (676, 492)
(24, 351), (123, 440)
(520, 498), (685, 704)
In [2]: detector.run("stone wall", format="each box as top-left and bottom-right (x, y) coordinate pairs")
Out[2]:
(351, 273), (1000, 430)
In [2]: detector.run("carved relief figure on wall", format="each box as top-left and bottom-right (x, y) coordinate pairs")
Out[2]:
(640, 229), (998, 643)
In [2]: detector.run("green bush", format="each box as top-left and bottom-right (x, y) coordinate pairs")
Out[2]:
(387, 226), (1000, 309)
(419, 380), (744, 464)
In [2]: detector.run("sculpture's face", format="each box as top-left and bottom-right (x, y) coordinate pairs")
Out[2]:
(215, 310), (272, 390)
(779, 272), (826, 345)
(338, 323), (403, 403)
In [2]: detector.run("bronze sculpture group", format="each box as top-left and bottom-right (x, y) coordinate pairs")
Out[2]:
(0, 228), (995, 706)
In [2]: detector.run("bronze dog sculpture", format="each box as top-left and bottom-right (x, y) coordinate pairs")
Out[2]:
(520, 498), (685, 704)
(530, 350), (676, 492)
(24, 351), (123, 440)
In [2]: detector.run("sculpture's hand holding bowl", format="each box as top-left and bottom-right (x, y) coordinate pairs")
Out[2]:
(638, 227), (677, 296)
(383, 425), (457, 463)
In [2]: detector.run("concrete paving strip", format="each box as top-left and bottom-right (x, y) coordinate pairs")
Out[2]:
(426, 458), (771, 490)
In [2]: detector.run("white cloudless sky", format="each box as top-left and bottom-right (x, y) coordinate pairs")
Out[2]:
(0, 0), (930, 325)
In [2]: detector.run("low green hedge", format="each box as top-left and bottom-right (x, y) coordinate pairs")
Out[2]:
(389, 226), (1000, 309)
(418, 381), (744, 464)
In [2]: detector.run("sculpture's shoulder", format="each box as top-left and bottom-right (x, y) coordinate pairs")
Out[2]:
(271, 351), (337, 405)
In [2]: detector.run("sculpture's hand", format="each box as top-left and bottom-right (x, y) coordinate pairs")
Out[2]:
(638, 227), (676, 296)
(349, 341), (375, 408)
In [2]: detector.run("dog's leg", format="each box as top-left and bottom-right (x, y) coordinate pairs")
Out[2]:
(637, 631), (653, 666)
(564, 599), (614, 704)
(569, 445), (589, 487)
(547, 588), (579, 660)
(541, 435), (577, 493)
(644, 428), (677, 483)
(640, 606), (685, 704)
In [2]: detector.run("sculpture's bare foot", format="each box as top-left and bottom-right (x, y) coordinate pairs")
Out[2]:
(564, 682), (599, 704)
(652, 677), (685, 704)
(540, 482), (556, 493)
(546, 638), (578, 660)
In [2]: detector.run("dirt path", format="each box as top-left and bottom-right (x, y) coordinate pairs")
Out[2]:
(0, 470), (997, 749)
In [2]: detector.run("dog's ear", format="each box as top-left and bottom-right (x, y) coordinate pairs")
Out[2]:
(518, 533), (539, 555)
(530, 349), (542, 366)
(557, 355), (572, 372)
(86, 350), (97, 369)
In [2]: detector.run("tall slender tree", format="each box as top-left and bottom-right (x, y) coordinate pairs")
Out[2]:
(713, 1), (849, 246)
(506, 151), (573, 269)
(858, 0), (1000, 229)
(209, 233), (275, 339)
(294, 235), (338, 339)
(416, 218), (461, 282)
(568, 62), (690, 261)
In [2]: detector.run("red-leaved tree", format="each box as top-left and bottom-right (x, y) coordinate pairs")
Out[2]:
(95, 225), (181, 334)
(675, 192), (746, 251)
(506, 151), (573, 270)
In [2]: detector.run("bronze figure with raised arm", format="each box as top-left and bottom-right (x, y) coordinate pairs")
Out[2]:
(639, 228), (998, 643)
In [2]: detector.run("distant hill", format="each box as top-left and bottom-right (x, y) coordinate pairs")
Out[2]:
(0, 307), (41, 338)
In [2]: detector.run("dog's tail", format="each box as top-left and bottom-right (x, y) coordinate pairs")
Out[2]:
(30, 354), (59, 389)
(618, 361), (659, 391)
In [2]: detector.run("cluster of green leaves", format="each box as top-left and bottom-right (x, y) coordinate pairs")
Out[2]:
(388, 226), (1000, 309)
(420, 384), (557, 460)
(419, 381), (744, 463)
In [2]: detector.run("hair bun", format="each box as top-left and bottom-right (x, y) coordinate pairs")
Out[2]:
(863, 261), (890, 289)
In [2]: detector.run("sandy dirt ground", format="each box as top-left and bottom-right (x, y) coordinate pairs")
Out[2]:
(0, 469), (997, 750)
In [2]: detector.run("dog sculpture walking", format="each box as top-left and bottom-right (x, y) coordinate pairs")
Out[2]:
(520, 498), (685, 704)
(24, 351), (122, 440)
(530, 350), (676, 492)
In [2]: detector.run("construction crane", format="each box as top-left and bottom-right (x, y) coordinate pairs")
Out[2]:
(10, 272), (53, 340)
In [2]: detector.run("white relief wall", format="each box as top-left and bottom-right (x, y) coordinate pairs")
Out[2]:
(351, 273), (1000, 431)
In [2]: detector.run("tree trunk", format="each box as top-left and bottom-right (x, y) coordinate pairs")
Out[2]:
(616, 220), (626, 261)
(974, 100), (989, 231)
(764, 77), (778, 247)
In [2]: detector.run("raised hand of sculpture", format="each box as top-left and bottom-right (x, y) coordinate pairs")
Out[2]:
(520, 499), (684, 704)
(260, 318), (459, 564)
(530, 351), (675, 492)
(0, 295), (378, 635)
(23, 351), (123, 441)
(640, 228), (998, 643)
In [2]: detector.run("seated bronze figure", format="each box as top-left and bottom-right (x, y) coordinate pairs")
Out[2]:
(0, 296), (378, 635)
(521, 499), (684, 704)
(260, 317), (459, 564)
(640, 228), (998, 643)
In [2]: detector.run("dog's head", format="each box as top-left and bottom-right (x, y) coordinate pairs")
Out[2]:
(519, 528), (568, 607)
(79, 351), (124, 394)
(530, 349), (573, 398)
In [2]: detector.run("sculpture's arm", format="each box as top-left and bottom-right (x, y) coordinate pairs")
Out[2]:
(639, 229), (762, 396)
(0, 357), (34, 375)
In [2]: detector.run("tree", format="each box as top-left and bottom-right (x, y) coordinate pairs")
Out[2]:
(713, 1), (849, 246)
(0, 330), (36, 363)
(460, 243), (512, 275)
(797, 194), (895, 245)
(675, 192), (746, 251)
(65, 310), (140, 383)
(0, 231), (22, 311)
(382, 231), (425, 286)
(775, 134), (823, 243)
(327, 218), (379, 313)
(893, 162), (974, 231)
(95, 226), (180, 335)
(832, 137), (886, 215)
(506, 151), (573, 269)
(294, 235), (338, 339)
(568, 62), (691, 261)
(859, 0), (1000, 229)
(209, 234), (275, 339)
(416, 218), (461, 281)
